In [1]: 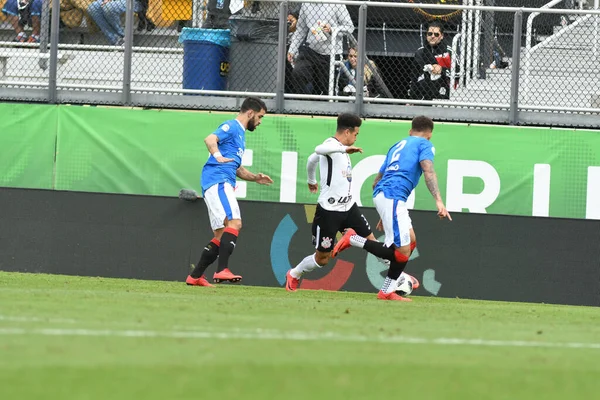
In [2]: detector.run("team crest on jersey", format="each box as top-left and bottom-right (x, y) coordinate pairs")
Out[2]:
(222, 124), (230, 132)
(321, 237), (332, 249)
(342, 167), (352, 182)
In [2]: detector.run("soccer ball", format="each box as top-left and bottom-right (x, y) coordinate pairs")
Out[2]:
(395, 274), (413, 296)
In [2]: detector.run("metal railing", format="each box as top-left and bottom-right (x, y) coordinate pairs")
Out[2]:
(1, 0), (600, 127)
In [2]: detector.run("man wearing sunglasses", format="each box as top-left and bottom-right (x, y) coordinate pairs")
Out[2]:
(408, 21), (456, 103)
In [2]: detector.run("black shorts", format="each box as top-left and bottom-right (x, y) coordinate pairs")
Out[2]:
(311, 203), (372, 252)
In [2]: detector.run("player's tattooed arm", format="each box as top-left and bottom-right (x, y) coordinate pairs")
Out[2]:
(236, 166), (257, 181)
(420, 160), (442, 201)
(204, 134), (220, 154)
(372, 172), (383, 190)
(237, 167), (273, 185)
(421, 159), (452, 221)
(204, 134), (232, 163)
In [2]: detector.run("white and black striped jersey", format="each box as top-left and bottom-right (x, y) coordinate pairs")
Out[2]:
(307, 137), (355, 212)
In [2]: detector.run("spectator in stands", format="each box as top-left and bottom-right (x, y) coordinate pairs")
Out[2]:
(136, 0), (154, 31)
(87, 0), (140, 45)
(287, 2), (354, 95)
(59, 0), (98, 32)
(338, 46), (385, 98)
(408, 21), (455, 102)
(285, 3), (300, 93)
(1, 0), (42, 42)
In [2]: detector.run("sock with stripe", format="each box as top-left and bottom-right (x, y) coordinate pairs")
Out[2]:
(190, 238), (220, 278)
(217, 227), (239, 272)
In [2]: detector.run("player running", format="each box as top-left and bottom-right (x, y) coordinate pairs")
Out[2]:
(186, 97), (273, 287)
(284, 113), (419, 292)
(332, 116), (451, 301)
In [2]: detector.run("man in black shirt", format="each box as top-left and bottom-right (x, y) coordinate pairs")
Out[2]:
(408, 22), (455, 101)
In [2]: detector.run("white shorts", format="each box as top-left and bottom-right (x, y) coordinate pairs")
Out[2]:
(203, 183), (241, 230)
(373, 192), (413, 247)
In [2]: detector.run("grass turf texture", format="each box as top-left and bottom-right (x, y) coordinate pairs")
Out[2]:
(0, 271), (599, 400)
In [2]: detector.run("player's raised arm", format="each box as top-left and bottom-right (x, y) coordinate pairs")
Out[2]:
(236, 166), (273, 185)
(314, 141), (362, 156)
(420, 159), (452, 221)
(306, 152), (319, 193)
(204, 133), (233, 163)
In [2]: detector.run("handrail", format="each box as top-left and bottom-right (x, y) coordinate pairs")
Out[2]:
(329, 27), (346, 97)
(450, 33), (462, 95)
(524, 0), (570, 104)
(472, 0), (482, 80)
(460, 0), (468, 87)
(523, 0), (600, 103)
(525, 0), (564, 52)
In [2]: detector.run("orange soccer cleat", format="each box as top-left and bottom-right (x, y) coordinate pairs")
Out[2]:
(377, 290), (412, 302)
(186, 275), (215, 287)
(285, 270), (300, 292)
(213, 268), (242, 283)
(331, 228), (356, 258)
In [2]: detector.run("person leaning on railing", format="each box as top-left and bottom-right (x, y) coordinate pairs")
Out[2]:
(1, 0), (42, 42)
(338, 46), (385, 98)
(287, 1), (354, 95)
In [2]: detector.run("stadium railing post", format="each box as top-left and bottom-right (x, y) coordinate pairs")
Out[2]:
(509, 9), (523, 125)
(275, 1), (289, 113)
(354, 3), (367, 117)
(48, 0), (61, 104)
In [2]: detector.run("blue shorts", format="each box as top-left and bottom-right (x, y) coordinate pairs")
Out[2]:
(2, 0), (43, 17)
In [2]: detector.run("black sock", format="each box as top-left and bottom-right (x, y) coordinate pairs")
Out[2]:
(363, 240), (396, 261)
(190, 239), (220, 278)
(387, 259), (408, 281)
(217, 228), (239, 272)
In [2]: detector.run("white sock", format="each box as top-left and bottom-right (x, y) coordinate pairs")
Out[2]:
(349, 235), (367, 248)
(380, 277), (396, 294)
(290, 254), (320, 279)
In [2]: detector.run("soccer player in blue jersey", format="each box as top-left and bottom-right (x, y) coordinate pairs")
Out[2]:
(186, 97), (274, 287)
(332, 116), (451, 301)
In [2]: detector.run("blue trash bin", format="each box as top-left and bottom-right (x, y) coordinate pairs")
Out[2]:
(179, 28), (231, 91)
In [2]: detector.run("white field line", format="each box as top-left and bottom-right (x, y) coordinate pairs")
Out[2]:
(0, 315), (77, 323)
(0, 326), (599, 350)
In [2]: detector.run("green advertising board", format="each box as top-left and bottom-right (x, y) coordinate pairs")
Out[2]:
(0, 103), (56, 190)
(1, 103), (599, 219)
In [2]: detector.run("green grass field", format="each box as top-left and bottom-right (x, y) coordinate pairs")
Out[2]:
(1, 271), (599, 400)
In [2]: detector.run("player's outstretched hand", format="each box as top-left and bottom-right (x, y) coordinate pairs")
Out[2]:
(255, 173), (274, 185)
(216, 156), (234, 163)
(308, 183), (318, 193)
(376, 218), (384, 231)
(436, 200), (452, 221)
(345, 146), (363, 154)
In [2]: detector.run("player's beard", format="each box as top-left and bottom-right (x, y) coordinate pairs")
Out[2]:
(247, 119), (256, 131)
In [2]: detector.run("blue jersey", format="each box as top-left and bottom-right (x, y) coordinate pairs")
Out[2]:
(201, 119), (246, 193)
(373, 136), (435, 201)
